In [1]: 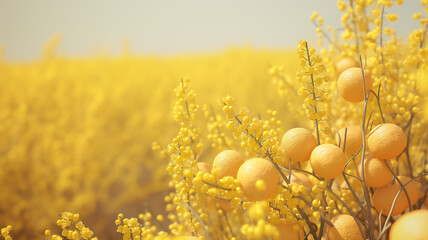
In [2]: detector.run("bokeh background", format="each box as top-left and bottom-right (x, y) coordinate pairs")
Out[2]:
(0, 1), (424, 239)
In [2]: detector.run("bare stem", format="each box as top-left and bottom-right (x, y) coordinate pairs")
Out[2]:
(343, 128), (348, 153)
(384, 161), (412, 212)
(349, 0), (360, 52)
(342, 173), (370, 223)
(378, 173), (428, 239)
(368, 88), (386, 123)
(319, 186), (366, 239)
(181, 201), (210, 240)
(359, 56), (375, 240)
(294, 196), (333, 227)
(297, 207), (318, 239)
(222, 211), (236, 239)
(202, 180), (234, 191)
(379, 6), (385, 65)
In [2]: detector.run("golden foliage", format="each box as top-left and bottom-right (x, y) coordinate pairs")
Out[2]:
(0, 45), (299, 239)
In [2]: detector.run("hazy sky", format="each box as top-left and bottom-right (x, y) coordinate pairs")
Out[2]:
(0, 0), (423, 61)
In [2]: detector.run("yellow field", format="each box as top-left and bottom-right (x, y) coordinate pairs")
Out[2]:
(0, 46), (302, 239)
(2, 2), (428, 239)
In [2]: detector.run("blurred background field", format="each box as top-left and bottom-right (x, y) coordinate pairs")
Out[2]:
(0, 41), (301, 239)
(1, 0), (428, 239)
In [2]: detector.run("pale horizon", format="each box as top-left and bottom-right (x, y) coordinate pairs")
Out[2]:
(0, 0), (422, 61)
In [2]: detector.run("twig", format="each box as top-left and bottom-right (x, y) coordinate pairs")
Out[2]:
(297, 207), (318, 239)
(287, 167), (323, 181)
(379, 6), (385, 65)
(319, 186), (366, 239)
(234, 115), (290, 184)
(367, 88), (386, 123)
(345, 145), (363, 167)
(366, 109), (375, 134)
(294, 196), (333, 227)
(335, 128), (342, 148)
(342, 173), (370, 222)
(222, 210), (236, 239)
(181, 201), (210, 240)
(379, 173), (428, 239)
(311, 21), (339, 50)
(359, 55), (375, 240)
(202, 180), (234, 191)
(343, 128), (348, 153)
(384, 161), (412, 212)
(349, 0), (360, 52)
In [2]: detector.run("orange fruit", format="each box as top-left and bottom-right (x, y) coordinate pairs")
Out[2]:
(368, 123), (407, 160)
(212, 150), (244, 178)
(358, 155), (392, 188)
(335, 126), (362, 155)
(290, 172), (313, 188)
(372, 176), (419, 216)
(197, 162), (212, 174)
(281, 128), (317, 163)
(326, 214), (364, 240)
(336, 58), (360, 76)
(337, 67), (373, 103)
(390, 209), (428, 240)
(237, 158), (280, 201)
(310, 144), (346, 179)
(275, 222), (305, 240)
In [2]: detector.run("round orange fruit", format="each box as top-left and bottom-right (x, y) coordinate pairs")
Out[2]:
(310, 144), (346, 179)
(337, 67), (373, 103)
(390, 209), (428, 240)
(326, 214), (364, 240)
(358, 155), (392, 188)
(372, 176), (419, 216)
(212, 150), (244, 178)
(237, 158), (280, 201)
(281, 128), (317, 163)
(367, 123), (407, 160)
(336, 57), (360, 76)
(335, 126), (362, 155)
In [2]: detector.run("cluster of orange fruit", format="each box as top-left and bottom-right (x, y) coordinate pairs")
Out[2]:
(195, 59), (427, 239)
